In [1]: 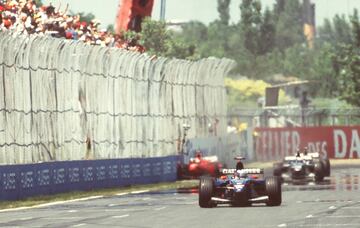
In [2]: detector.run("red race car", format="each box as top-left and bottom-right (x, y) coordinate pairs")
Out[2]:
(177, 151), (223, 179)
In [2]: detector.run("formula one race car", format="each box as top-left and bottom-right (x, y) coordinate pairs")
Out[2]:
(177, 151), (223, 179)
(306, 150), (331, 177)
(198, 168), (282, 208)
(273, 148), (330, 183)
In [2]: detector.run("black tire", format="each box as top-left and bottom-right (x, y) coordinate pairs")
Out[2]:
(314, 161), (324, 182)
(273, 163), (283, 177)
(321, 159), (331, 177)
(266, 177), (282, 206)
(199, 177), (214, 208)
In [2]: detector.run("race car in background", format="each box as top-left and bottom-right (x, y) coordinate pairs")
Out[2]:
(273, 148), (331, 183)
(198, 168), (282, 208)
(177, 151), (223, 179)
(306, 150), (331, 177)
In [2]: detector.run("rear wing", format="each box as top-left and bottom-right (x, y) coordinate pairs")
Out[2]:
(220, 168), (264, 175)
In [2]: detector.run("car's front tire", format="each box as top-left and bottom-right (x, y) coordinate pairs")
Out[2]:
(199, 177), (214, 208)
(266, 177), (282, 206)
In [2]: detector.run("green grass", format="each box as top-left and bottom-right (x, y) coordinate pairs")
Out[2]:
(0, 180), (198, 210)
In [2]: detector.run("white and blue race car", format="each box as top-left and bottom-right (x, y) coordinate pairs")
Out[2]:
(198, 168), (282, 208)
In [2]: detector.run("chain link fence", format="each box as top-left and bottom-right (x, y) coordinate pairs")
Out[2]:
(0, 31), (235, 164)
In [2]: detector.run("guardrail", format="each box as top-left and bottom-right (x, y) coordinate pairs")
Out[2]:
(0, 156), (178, 201)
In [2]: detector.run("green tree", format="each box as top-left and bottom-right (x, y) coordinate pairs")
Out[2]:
(239, 0), (263, 55)
(217, 0), (231, 26)
(273, 0), (285, 16)
(140, 18), (170, 55)
(351, 9), (360, 47)
(332, 14), (352, 44)
(139, 18), (197, 59)
(318, 19), (334, 45)
(308, 43), (338, 97)
(331, 10), (360, 106)
(275, 0), (304, 51)
(179, 21), (208, 45)
(259, 8), (276, 54)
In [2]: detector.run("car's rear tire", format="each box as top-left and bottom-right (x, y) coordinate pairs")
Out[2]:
(321, 159), (331, 177)
(199, 177), (214, 208)
(266, 177), (282, 206)
(315, 161), (324, 182)
(273, 163), (283, 177)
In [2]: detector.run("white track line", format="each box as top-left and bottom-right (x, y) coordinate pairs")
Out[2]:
(154, 206), (166, 211)
(0, 195), (103, 213)
(0, 188), (152, 213)
(19, 217), (33, 221)
(298, 224), (360, 227)
(131, 190), (149, 194)
(116, 193), (129, 196)
(112, 214), (130, 219)
(72, 223), (86, 227)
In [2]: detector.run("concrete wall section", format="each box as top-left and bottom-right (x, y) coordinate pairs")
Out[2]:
(0, 32), (235, 164)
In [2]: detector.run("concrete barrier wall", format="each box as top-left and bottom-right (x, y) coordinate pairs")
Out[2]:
(0, 32), (235, 164)
(0, 156), (178, 201)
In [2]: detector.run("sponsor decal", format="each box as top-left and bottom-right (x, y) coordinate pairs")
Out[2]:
(108, 165), (119, 179)
(163, 161), (172, 175)
(255, 126), (360, 159)
(334, 129), (360, 158)
(120, 164), (131, 179)
(142, 163), (152, 177)
(3, 173), (16, 190)
(0, 156), (178, 200)
(152, 162), (162, 176)
(53, 168), (66, 185)
(37, 169), (50, 186)
(69, 167), (80, 183)
(21, 171), (34, 189)
(131, 164), (142, 178)
(83, 167), (94, 182)
(96, 166), (106, 181)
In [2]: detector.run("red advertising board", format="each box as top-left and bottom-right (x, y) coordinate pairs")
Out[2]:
(254, 126), (360, 160)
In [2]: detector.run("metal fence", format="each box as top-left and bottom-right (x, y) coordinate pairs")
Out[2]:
(229, 107), (360, 128)
(0, 31), (235, 164)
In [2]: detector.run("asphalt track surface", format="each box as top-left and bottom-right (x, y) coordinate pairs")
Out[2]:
(0, 167), (359, 228)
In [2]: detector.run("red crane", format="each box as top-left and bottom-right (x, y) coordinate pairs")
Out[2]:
(115, 0), (155, 34)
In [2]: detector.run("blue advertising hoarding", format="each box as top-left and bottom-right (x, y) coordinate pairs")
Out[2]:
(0, 156), (178, 201)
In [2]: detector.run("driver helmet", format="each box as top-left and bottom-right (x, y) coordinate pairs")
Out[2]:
(303, 147), (308, 155)
(195, 150), (202, 159)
